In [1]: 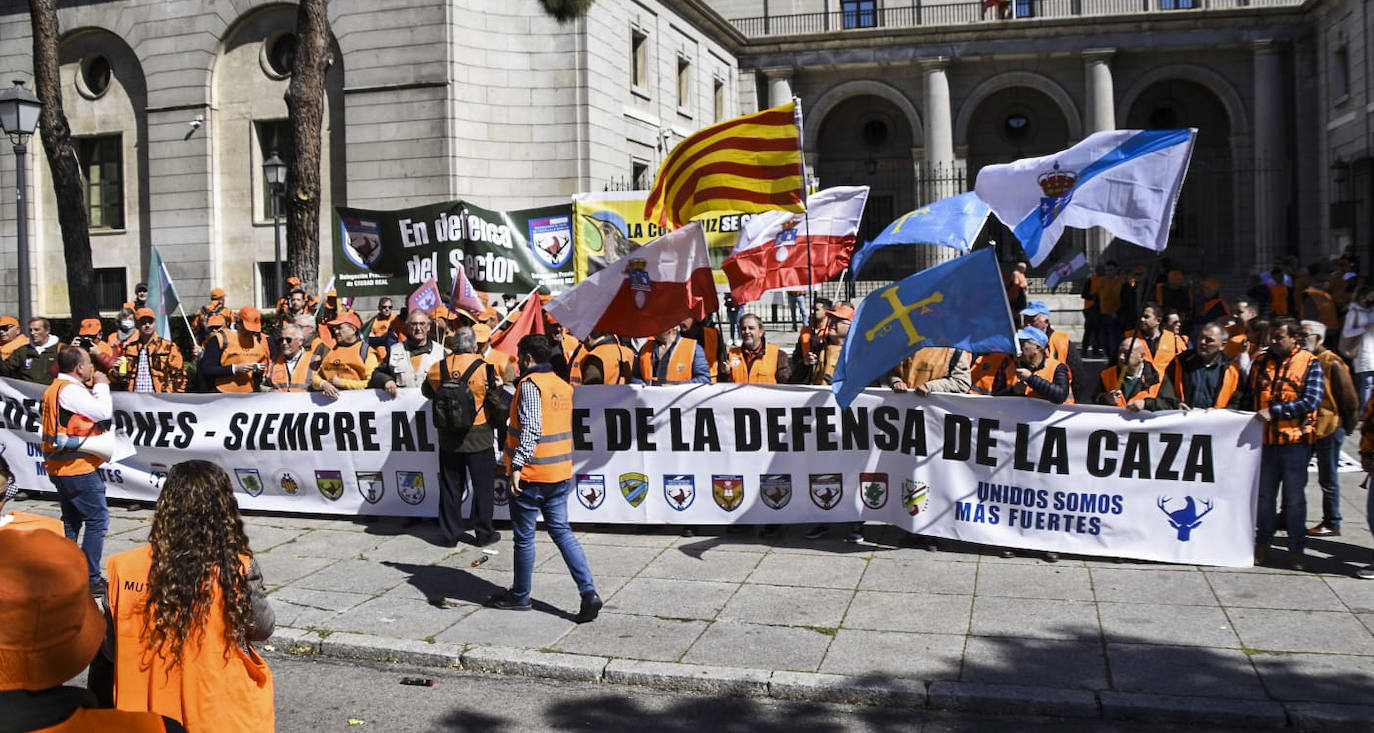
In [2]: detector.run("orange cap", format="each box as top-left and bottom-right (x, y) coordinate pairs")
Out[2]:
(0, 316), (18, 328)
(77, 318), (102, 336)
(472, 324), (492, 342)
(326, 289), (337, 299)
(433, 305), (450, 321)
(134, 308), (156, 322)
(826, 304), (856, 321)
(0, 529), (107, 691)
(237, 306), (262, 333)
(327, 311), (362, 331)
(286, 276), (301, 287)
(210, 287), (226, 300)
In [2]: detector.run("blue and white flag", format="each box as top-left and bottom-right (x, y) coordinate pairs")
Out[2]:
(851, 192), (992, 276)
(831, 247), (1018, 408)
(974, 129), (1197, 267)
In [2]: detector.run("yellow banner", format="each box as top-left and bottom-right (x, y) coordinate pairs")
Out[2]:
(572, 192), (747, 284)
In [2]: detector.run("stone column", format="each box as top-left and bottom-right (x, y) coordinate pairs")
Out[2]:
(920, 57), (957, 268)
(761, 67), (793, 108)
(1083, 48), (1116, 260)
(1252, 40), (1285, 271)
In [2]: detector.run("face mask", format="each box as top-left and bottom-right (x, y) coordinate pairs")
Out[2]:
(119, 319), (134, 330)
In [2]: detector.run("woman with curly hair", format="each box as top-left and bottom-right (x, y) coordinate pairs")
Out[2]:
(92, 460), (274, 732)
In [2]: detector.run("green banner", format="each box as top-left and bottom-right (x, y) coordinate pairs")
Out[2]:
(332, 200), (575, 298)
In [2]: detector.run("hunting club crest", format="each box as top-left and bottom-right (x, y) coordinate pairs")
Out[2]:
(356, 471), (385, 504)
(315, 470), (344, 501)
(577, 474), (606, 510)
(234, 468), (263, 497)
(860, 472), (888, 510)
(395, 471), (426, 505)
(810, 473), (843, 510)
(902, 479), (929, 516)
(711, 474), (744, 512)
(620, 472), (649, 508)
(664, 474), (696, 511)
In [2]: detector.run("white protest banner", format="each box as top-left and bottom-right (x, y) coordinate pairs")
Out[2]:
(0, 379), (1261, 566)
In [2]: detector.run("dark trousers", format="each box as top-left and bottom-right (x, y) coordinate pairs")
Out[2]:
(1256, 443), (1313, 555)
(438, 447), (497, 545)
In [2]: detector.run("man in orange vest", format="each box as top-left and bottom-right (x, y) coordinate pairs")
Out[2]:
(40, 347), (114, 595)
(487, 334), (601, 623)
(679, 316), (726, 383)
(261, 323), (316, 392)
(1250, 316), (1325, 570)
(362, 296), (399, 349)
(0, 530), (187, 732)
(191, 287), (231, 341)
(118, 308), (187, 393)
(792, 297), (832, 374)
(1020, 300), (1083, 402)
(887, 345), (971, 551)
(1123, 302), (1189, 375)
(569, 331), (632, 385)
(633, 326), (710, 385)
(0, 315), (28, 362)
(970, 328), (1071, 405)
(199, 307), (271, 393)
(424, 326), (501, 549)
(1300, 281), (1341, 342)
(720, 314), (791, 384)
(1094, 338), (1170, 412)
(1299, 321), (1359, 539)
(805, 304), (854, 385)
(1163, 323), (1242, 410)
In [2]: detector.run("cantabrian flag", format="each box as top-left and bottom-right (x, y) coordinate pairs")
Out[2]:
(643, 101), (806, 228)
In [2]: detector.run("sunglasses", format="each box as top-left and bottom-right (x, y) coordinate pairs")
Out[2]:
(281, 336), (299, 342)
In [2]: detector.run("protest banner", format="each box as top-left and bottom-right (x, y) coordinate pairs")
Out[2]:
(0, 378), (1259, 566)
(332, 199), (575, 297)
(570, 191), (744, 282)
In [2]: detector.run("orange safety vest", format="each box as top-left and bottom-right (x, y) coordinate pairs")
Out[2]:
(637, 337), (699, 385)
(896, 347), (962, 389)
(41, 380), (105, 477)
(569, 342), (629, 385)
(216, 332), (270, 393)
(318, 340), (373, 383)
(811, 344), (843, 385)
(433, 353), (489, 427)
(504, 371), (574, 483)
(1250, 348), (1319, 445)
(970, 353), (1064, 401)
(265, 351), (315, 392)
(0, 334), (28, 361)
(107, 545), (274, 733)
(26, 707), (166, 733)
(1168, 353), (1241, 409)
(366, 314), (395, 339)
(1268, 284), (1290, 315)
(1123, 329), (1188, 375)
(1098, 365), (1162, 407)
(700, 326), (722, 383)
(1301, 288), (1340, 331)
(1044, 330), (1076, 403)
(727, 343), (780, 384)
(560, 333), (580, 363)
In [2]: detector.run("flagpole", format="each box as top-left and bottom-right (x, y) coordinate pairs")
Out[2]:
(792, 96), (817, 313)
(483, 285), (541, 358)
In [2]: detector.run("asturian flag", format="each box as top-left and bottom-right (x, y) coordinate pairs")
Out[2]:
(545, 222), (718, 339)
(974, 129), (1197, 266)
(721, 186), (869, 305)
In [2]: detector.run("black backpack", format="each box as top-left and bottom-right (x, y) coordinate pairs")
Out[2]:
(432, 357), (488, 434)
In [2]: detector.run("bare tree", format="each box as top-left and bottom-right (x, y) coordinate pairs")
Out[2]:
(283, 0), (330, 294)
(29, 0), (99, 320)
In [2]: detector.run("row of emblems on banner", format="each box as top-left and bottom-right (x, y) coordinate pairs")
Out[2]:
(229, 467), (432, 506)
(566, 472), (932, 514)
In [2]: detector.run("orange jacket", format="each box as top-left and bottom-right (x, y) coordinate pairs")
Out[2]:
(118, 336), (186, 393)
(25, 708), (167, 732)
(107, 545), (274, 733)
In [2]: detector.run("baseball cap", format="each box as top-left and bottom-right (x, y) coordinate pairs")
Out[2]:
(0, 316), (18, 329)
(327, 312), (362, 331)
(77, 318), (102, 336)
(0, 529), (106, 691)
(286, 276), (301, 287)
(1016, 326), (1049, 347)
(825, 304), (856, 321)
(237, 306), (262, 333)
(135, 308), (156, 322)
(472, 324), (492, 342)
(210, 287), (226, 300)
(135, 282), (148, 293)
(1019, 300), (1051, 318)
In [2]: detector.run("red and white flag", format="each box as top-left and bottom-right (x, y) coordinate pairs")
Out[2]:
(545, 222), (718, 339)
(721, 185), (869, 305)
(449, 263), (485, 315)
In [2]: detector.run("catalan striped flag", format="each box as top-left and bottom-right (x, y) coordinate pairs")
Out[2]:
(643, 100), (806, 228)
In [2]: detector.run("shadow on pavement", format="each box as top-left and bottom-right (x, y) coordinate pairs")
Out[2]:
(383, 560), (576, 621)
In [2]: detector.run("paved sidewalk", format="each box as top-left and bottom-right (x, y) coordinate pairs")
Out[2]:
(14, 454), (1374, 730)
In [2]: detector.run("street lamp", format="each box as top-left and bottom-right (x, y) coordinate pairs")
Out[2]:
(0, 80), (42, 327)
(262, 150), (286, 309)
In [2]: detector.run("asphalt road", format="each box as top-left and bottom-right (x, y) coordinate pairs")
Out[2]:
(265, 653), (1280, 733)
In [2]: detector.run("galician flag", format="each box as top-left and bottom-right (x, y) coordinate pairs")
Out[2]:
(721, 186), (869, 305)
(974, 128), (1197, 266)
(545, 222), (718, 339)
(146, 246), (181, 340)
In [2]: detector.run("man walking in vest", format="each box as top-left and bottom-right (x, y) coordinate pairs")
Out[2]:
(1299, 321), (1359, 538)
(424, 326), (501, 549)
(41, 347), (114, 596)
(1250, 316), (1325, 570)
(721, 315), (792, 384)
(487, 334), (601, 623)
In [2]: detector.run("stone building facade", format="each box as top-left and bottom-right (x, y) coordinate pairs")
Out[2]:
(0, 0), (1365, 317)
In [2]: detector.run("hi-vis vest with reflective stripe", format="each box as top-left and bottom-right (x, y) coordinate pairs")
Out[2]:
(504, 371), (574, 483)
(107, 545), (274, 733)
(570, 342), (629, 385)
(41, 380), (104, 476)
(27, 707), (166, 733)
(266, 352), (314, 392)
(727, 344), (780, 383)
(637, 337), (698, 385)
(1251, 348), (1319, 445)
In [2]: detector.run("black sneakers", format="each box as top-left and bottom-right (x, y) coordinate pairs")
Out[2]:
(575, 591), (603, 624)
(484, 590), (531, 611)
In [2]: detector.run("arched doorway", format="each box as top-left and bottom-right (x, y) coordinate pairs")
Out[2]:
(1125, 80), (1234, 274)
(815, 94), (916, 280)
(964, 86), (1076, 266)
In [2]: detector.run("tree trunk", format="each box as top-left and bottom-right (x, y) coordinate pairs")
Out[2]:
(29, 0), (99, 320)
(284, 0), (330, 295)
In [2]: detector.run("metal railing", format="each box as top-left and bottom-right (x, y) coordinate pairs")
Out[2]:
(729, 0), (1300, 36)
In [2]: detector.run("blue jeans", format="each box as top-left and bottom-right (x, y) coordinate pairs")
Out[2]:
(1314, 427), (1345, 528)
(50, 471), (108, 583)
(1355, 371), (1373, 415)
(1256, 443), (1313, 555)
(509, 478), (595, 604)
(788, 293), (806, 329)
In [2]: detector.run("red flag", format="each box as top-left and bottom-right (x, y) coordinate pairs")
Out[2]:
(544, 222), (718, 339)
(722, 186), (868, 305)
(449, 264), (485, 315)
(489, 293), (546, 357)
(407, 277), (442, 315)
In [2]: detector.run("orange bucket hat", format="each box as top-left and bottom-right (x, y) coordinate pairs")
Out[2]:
(0, 529), (106, 691)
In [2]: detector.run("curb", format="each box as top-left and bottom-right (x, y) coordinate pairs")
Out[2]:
(265, 626), (1372, 729)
